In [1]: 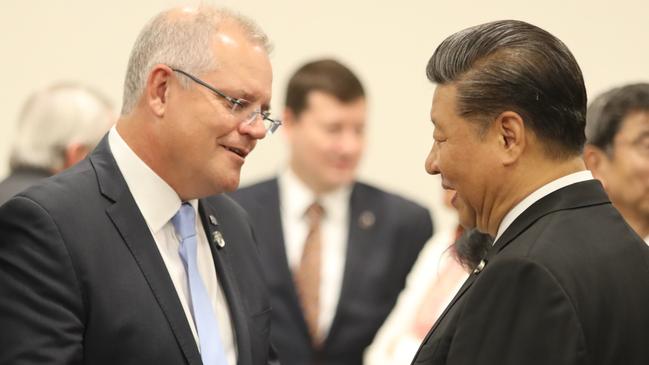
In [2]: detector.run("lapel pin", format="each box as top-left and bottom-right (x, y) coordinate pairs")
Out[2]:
(473, 259), (486, 274)
(212, 230), (226, 248)
(209, 214), (218, 226)
(358, 210), (375, 230)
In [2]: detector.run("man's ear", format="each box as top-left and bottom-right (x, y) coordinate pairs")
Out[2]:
(62, 142), (90, 170)
(282, 108), (297, 137)
(583, 144), (608, 181)
(145, 65), (173, 117)
(494, 111), (525, 165)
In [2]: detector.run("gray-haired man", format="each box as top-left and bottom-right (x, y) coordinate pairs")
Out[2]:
(0, 5), (280, 364)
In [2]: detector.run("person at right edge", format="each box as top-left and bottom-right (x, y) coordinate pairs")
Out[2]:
(411, 20), (649, 365)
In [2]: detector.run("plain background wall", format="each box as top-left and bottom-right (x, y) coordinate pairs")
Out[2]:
(2, 0), (648, 232)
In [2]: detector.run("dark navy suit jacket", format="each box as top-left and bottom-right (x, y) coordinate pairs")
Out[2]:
(230, 178), (433, 365)
(0, 137), (278, 365)
(411, 180), (649, 365)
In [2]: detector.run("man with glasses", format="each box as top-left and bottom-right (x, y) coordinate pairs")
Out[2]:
(0, 5), (279, 365)
(230, 59), (433, 365)
(584, 83), (649, 243)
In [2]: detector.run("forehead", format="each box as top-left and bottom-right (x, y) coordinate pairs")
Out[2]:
(430, 84), (459, 125)
(618, 111), (649, 136)
(207, 24), (272, 101)
(300, 91), (367, 123)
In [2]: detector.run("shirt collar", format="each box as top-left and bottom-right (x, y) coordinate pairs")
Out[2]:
(108, 126), (197, 233)
(494, 170), (594, 242)
(278, 167), (352, 221)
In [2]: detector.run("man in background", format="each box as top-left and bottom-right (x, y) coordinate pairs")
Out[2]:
(230, 59), (433, 365)
(584, 83), (649, 243)
(0, 5), (279, 364)
(0, 82), (113, 205)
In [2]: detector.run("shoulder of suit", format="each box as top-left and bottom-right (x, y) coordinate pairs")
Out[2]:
(16, 160), (96, 207)
(226, 177), (277, 210)
(353, 180), (429, 213)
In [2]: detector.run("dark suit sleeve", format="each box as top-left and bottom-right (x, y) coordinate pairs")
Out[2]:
(0, 196), (85, 364)
(446, 257), (586, 365)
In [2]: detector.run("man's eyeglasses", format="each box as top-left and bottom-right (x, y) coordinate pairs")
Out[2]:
(171, 68), (281, 134)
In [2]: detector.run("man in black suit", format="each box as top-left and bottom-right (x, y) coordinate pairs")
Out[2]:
(413, 20), (649, 364)
(0, 5), (280, 365)
(230, 59), (433, 365)
(0, 82), (113, 206)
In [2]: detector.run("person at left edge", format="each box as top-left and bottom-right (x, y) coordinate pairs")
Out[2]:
(0, 5), (281, 365)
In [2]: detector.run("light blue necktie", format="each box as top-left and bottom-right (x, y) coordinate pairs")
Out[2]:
(172, 203), (228, 365)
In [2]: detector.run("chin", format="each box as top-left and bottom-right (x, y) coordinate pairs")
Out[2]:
(219, 176), (241, 193)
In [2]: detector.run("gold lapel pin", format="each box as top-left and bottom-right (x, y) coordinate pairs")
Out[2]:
(359, 210), (375, 230)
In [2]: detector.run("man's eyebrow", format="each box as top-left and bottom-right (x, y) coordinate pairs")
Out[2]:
(633, 130), (649, 142)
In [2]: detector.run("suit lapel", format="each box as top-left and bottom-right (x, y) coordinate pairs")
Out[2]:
(410, 272), (478, 363)
(487, 180), (610, 261)
(198, 199), (252, 365)
(325, 183), (377, 343)
(261, 180), (312, 339)
(90, 138), (202, 365)
(412, 179), (611, 363)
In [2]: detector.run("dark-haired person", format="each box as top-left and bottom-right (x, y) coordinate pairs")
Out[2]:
(412, 20), (649, 365)
(230, 59), (433, 365)
(584, 83), (649, 243)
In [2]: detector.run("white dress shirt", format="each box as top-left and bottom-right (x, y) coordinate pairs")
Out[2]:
(278, 168), (352, 338)
(108, 127), (237, 365)
(364, 228), (468, 365)
(494, 170), (594, 243)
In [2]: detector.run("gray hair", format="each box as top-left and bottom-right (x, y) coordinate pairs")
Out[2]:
(10, 82), (114, 171)
(586, 83), (649, 151)
(120, 5), (272, 115)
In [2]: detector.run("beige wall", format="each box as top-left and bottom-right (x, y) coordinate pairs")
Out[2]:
(2, 0), (647, 231)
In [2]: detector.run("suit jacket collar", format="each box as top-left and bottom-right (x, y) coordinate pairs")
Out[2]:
(89, 136), (264, 365)
(323, 182), (381, 347)
(263, 179), (382, 348)
(198, 200), (254, 365)
(260, 179), (311, 337)
(417, 180), (611, 352)
(89, 137), (203, 364)
(487, 179), (610, 262)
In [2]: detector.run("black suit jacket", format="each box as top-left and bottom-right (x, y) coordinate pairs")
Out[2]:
(229, 178), (433, 365)
(0, 167), (51, 206)
(0, 138), (278, 365)
(412, 180), (649, 365)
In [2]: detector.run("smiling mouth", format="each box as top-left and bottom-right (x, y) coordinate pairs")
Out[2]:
(223, 145), (249, 158)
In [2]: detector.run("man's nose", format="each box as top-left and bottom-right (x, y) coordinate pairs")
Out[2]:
(425, 142), (441, 175)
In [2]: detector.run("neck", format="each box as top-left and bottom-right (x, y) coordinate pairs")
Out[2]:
(289, 163), (339, 196)
(116, 115), (192, 200)
(480, 156), (585, 237)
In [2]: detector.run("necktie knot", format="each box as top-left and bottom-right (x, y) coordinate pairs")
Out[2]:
(305, 201), (324, 227)
(172, 203), (196, 241)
